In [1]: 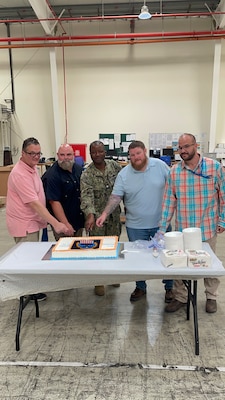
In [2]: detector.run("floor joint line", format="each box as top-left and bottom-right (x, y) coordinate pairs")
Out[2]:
(0, 361), (224, 372)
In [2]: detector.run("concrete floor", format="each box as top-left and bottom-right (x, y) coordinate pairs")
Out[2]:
(0, 205), (225, 399)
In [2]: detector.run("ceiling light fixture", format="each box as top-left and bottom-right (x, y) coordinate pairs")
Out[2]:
(138, 1), (152, 20)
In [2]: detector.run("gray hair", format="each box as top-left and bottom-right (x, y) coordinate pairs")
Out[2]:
(22, 137), (40, 151)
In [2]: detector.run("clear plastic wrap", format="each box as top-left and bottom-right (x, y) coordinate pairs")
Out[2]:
(130, 232), (165, 255)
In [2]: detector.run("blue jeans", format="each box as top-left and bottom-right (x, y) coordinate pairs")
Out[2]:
(126, 226), (173, 292)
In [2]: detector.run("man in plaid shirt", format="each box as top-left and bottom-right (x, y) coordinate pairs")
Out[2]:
(160, 133), (225, 313)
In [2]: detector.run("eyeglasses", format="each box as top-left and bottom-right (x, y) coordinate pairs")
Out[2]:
(24, 151), (42, 158)
(178, 143), (195, 151)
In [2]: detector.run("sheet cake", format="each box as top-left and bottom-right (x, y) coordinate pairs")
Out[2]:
(51, 236), (119, 260)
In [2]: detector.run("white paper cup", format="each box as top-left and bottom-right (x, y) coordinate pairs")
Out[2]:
(182, 227), (202, 250)
(164, 231), (184, 250)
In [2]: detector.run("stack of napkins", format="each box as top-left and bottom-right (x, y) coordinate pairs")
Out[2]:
(160, 250), (187, 268)
(185, 249), (211, 268)
(161, 249), (211, 268)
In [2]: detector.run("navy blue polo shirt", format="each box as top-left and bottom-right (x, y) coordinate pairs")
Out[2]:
(42, 162), (84, 231)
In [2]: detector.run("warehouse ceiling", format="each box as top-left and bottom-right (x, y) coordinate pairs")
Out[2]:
(0, 1), (224, 48)
(0, 1), (222, 20)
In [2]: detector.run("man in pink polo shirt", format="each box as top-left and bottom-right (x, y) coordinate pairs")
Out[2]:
(6, 137), (69, 301)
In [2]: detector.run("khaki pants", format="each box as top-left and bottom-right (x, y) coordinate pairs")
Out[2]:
(174, 235), (219, 303)
(14, 231), (40, 244)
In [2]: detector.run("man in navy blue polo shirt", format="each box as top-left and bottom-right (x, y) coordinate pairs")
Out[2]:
(42, 143), (84, 240)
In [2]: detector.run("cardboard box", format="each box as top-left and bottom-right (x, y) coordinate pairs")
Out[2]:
(0, 165), (14, 196)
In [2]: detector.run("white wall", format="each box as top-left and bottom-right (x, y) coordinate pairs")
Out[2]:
(0, 18), (224, 163)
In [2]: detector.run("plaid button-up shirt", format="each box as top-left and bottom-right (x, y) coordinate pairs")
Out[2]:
(160, 155), (225, 241)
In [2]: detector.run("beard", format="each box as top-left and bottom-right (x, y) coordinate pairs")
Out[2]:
(130, 156), (148, 171)
(180, 150), (195, 162)
(58, 159), (74, 171)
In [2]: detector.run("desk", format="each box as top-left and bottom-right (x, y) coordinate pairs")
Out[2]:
(0, 242), (224, 352)
(0, 164), (14, 196)
(118, 161), (129, 168)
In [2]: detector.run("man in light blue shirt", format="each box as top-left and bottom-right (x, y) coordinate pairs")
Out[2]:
(96, 140), (173, 302)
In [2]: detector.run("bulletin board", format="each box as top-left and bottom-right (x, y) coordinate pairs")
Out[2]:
(149, 133), (181, 150)
(99, 133), (136, 160)
(149, 133), (206, 154)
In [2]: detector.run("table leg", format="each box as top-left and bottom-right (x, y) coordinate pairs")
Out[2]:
(182, 280), (199, 356)
(187, 280), (191, 320)
(15, 295), (40, 351)
(192, 280), (199, 355)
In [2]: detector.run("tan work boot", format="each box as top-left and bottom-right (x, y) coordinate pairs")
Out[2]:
(130, 288), (146, 302)
(165, 299), (186, 313)
(165, 289), (174, 303)
(94, 285), (105, 296)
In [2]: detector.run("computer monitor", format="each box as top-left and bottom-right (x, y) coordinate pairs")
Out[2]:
(149, 149), (161, 158)
(105, 149), (118, 159)
(162, 148), (174, 160)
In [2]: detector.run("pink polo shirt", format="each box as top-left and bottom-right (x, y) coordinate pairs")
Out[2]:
(6, 159), (47, 237)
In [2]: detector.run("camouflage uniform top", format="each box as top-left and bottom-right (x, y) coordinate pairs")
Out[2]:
(80, 159), (122, 236)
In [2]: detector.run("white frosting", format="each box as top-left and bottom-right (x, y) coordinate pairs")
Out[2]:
(101, 237), (116, 249)
(53, 237), (74, 250)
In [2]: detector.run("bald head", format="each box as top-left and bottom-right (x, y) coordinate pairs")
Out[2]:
(57, 144), (74, 171)
(58, 144), (74, 154)
(179, 133), (196, 144)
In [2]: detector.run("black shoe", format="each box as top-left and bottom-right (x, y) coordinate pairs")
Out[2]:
(130, 288), (146, 302)
(30, 293), (47, 302)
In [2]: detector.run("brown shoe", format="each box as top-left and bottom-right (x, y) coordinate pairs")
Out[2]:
(165, 289), (174, 303)
(94, 285), (105, 296)
(165, 299), (186, 313)
(206, 299), (217, 313)
(112, 284), (120, 288)
(130, 288), (146, 302)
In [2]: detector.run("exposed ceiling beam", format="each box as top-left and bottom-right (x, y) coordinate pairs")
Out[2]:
(215, 0), (225, 28)
(0, 1), (221, 21)
(28, 0), (55, 35)
(28, 1), (62, 158)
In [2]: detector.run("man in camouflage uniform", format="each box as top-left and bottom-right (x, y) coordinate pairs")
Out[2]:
(80, 140), (122, 296)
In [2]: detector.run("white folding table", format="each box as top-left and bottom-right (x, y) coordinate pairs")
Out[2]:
(0, 241), (224, 353)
